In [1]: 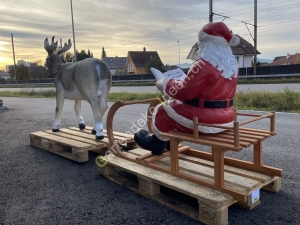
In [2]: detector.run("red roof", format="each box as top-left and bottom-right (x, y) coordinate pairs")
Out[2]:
(265, 53), (300, 66)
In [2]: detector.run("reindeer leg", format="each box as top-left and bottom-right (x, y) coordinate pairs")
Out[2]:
(90, 99), (105, 141)
(52, 92), (65, 132)
(74, 100), (85, 130)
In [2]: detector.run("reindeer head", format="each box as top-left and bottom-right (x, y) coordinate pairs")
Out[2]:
(44, 36), (72, 70)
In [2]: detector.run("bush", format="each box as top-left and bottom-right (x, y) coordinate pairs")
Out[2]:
(0, 99), (3, 106)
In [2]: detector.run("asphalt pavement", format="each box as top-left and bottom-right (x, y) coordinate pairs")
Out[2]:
(0, 97), (299, 225)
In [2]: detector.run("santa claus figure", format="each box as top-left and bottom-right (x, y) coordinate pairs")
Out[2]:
(134, 22), (240, 155)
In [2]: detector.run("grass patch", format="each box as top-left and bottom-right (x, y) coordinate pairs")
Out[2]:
(1, 88), (300, 113)
(0, 89), (57, 98)
(235, 88), (300, 112)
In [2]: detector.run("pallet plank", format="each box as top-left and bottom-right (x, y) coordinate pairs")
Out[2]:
(30, 131), (91, 151)
(30, 127), (114, 162)
(45, 130), (105, 147)
(100, 155), (236, 225)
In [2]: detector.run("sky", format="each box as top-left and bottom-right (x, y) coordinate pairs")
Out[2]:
(0, 0), (300, 70)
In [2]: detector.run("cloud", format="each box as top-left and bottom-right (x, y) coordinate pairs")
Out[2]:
(0, 0), (300, 69)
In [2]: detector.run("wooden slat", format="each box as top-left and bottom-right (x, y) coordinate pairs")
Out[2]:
(45, 130), (105, 147)
(144, 146), (190, 163)
(178, 154), (272, 183)
(213, 133), (258, 144)
(161, 132), (242, 151)
(129, 149), (262, 192)
(59, 128), (110, 143)
(30, 131), (91, 151)
(85, 126), (135, 138)
(223, 130), (266, 140)
(240, 127), (276, 135)
(236, 129), (271, 138)
(69, 126), (135, 143)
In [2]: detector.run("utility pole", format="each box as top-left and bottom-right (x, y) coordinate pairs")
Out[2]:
(11, 33), (17, 82)
(241, 0), (258, 76)
(254, 0), (257, 76)
(177, 41), (180, 68)
(209, 0), (213, 22)
(70, 0), (77, 62)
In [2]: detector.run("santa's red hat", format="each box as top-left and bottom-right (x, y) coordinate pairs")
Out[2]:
(199, 22), (240, 46)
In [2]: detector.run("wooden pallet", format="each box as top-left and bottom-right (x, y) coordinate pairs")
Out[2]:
(99, 148), (281, 225)
(30, 126), (136, 162)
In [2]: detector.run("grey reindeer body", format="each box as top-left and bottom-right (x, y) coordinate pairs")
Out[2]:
(45, 37), (112, 140)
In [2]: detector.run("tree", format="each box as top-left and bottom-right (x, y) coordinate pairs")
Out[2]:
(144, 57), (165, 73)
(33, 59), (43, 66)
(61, 52), (74, 62)
(252, 59), (261, 67)
(115, 68), (128, 75)
(0, 77), (5, 84)
(76, 49), (93, 61)
(8, 65), (30, 80)
(29, 65), (47, 79)
(101, 47), (107, 59)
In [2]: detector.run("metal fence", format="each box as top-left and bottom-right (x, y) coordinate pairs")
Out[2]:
(2, 64), (300, 85)
(239, 64), (300, 76)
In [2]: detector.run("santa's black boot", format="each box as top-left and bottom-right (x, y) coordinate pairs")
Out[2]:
(134, 129), (167, 155)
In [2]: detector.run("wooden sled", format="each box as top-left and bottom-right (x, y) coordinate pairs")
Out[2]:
(105, 98), (283, 204)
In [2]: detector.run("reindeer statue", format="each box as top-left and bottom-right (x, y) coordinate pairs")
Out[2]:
(44, 36), (112, 141)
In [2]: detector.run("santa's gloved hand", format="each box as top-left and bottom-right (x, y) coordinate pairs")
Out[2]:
(156, 77), (171, 94)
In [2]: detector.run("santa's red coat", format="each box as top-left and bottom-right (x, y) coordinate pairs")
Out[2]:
(153, 59), (238, 137)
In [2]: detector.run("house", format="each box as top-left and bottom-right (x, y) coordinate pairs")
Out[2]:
(125, 48), (163, 74)
(6, 60), (38, 72)
(0, 72), (10, 80)
(186, 35), (260, 68)
(102, 56), (127, 74)
(265, 53), (300, 66)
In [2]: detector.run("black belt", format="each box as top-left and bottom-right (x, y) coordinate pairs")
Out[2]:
(183, 98), (234, 108)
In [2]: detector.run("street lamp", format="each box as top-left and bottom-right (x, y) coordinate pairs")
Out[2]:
(70, 0), (77, 62)
(177, 41), (180, 68)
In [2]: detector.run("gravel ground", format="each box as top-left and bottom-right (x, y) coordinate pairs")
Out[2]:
(0, 97), (299, 225)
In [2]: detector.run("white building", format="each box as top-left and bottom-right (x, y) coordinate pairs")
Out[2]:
(5, 60), (37, 72)
(186, 35), (260, 68)
(0, 72), (10, 80)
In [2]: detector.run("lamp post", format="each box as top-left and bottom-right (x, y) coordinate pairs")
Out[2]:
(70, 0), (77, 62)
(177, 41), (180, 68)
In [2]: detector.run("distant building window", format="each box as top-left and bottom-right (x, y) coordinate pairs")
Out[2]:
(236, 56), (239, 63)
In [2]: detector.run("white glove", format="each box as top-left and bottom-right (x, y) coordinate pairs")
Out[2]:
(155, 77), (171, 94)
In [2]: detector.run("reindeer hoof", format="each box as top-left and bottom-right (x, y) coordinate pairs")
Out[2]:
(52, 128), (59, 132)
(79, 123), (86, 130)
(91, 129), (96, 135)
(95, 135), (104, 141)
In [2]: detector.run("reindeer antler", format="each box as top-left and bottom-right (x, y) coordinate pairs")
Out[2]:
(44, 36), (58, 54)
(57, 39), (72, 55)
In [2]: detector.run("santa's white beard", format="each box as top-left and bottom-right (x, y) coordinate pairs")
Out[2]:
(196, 42), (238, 80)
